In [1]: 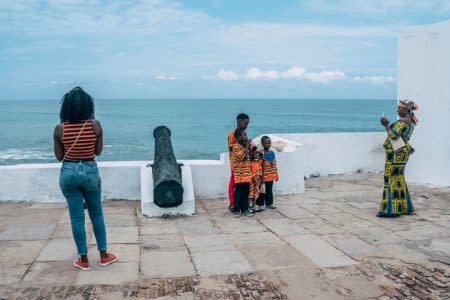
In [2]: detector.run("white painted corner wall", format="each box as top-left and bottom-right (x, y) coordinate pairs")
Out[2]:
(398, 20), (450, 186)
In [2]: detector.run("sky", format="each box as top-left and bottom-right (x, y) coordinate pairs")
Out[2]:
(1, 0), (449, 100)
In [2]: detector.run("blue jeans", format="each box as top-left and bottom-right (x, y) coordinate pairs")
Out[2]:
(59, 161), (107, 255)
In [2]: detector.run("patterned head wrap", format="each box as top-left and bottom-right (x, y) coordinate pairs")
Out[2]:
(398, 100), (419, 125)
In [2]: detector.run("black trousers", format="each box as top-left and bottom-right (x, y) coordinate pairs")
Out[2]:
(256, 181), (274, 206)
(233, 183), (250, 213)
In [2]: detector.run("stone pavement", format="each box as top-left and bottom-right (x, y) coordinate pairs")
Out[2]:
(0, 173), (449, 299)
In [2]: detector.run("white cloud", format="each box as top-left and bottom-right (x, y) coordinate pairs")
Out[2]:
(353, 75), (395, 84)
(282, 66), (306, 78)
(155, 75), (176, 80)
(303, 70), (346, 83)
(299, 0), (450, 17)
(245, 67), (346, 83)
(246, 68), (280, 80)
(215, 66), (393, 85)
(216, 69), (239, 80)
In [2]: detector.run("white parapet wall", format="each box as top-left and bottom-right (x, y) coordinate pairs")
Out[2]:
(276, 132), (386, 178)
(398, 20), (450, 186)
(0, 134), (306, 202)
(0, 132), (390, 203)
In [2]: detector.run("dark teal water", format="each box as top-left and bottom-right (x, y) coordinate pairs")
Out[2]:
(0, 99), (396, 165)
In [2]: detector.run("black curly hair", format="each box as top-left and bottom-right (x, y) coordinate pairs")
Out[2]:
(59, 86), (95, 123)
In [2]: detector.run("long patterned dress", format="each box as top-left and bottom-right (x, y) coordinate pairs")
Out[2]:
(377, 120), (415, 217)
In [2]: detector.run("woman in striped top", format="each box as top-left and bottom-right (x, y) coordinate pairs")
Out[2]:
(53, 87), (117, 271)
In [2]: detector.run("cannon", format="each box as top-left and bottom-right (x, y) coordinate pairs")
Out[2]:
(152, 126), (183, 207)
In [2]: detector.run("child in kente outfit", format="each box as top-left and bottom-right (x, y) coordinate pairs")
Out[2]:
(231, 128), (253, 216)
(249, 146), (263, 213)
(257, 136), (279, 210)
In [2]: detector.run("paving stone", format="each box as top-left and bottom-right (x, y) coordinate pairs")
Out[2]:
(184, 234), (235, 252)
(89, 244), (140, 262)
(298, 218), (343, 235)
(429, 239), (450, 255)
(397, 224), (448, 241)
(352, 227), (400, 245)
(141, 250), (195, 278)
(335, 275), (384, 298)
(215, 217), (266, 233)
(22, 261), (79, 286)
(325, 235), (378, 257)
(140, 220), (178, 235)
(176, 218), (222, 236)
(237, 244), (306, 271)
(76, 262), (139, 285)
(377, 243), (431, 263)
(276, 206), (317, 219)
(0, 264), (29, 285)
(0, 241), (46, 265)
(53, 223), (93, 240)
(141, 234), (186, 251)
(227, 231), (286, 247)
(285, 234), (358, 268)
(0, 223), (55, 241)
(104, 214), (137, 227)
(347, 201), (379, 209)
(58, 210), (91, 224)
(91, 227), (139, 244)
(259, 218), (309, 236)
(37, 238), (78, 261)
(191, 250), (253, 276)
(29, 202), (66, 209)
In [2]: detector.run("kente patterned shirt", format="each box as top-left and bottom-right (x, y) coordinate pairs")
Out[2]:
(262, 150), (279, 182)
(231, 143), (251, 183)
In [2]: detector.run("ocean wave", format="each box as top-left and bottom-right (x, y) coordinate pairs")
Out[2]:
(103, 144), (151, 152)
(0, 148), (54, 161)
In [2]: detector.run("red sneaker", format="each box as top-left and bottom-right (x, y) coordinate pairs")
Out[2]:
(99, 253), (118, 267)
(73, 259), (91, 271)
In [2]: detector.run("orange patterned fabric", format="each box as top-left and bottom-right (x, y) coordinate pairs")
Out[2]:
(227, 129), (253, 169)
(231, 143), (251, 183)
(262, 153), (279, 182)
(227, 130), (236, 167)
(249, 159), (263, 200)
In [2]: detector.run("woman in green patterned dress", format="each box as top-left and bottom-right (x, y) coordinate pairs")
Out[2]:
(377, 100), (419, 217)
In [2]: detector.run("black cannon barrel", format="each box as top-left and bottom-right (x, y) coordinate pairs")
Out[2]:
(152, 126), (183, 207)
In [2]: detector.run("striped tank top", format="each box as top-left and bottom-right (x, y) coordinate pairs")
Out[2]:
(61, 120), (97, 161)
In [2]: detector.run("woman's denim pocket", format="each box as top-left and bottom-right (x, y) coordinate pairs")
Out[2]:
(59, 167), (75, 191)
(84, 163), (99, 175)
(83, 164), (101, 191)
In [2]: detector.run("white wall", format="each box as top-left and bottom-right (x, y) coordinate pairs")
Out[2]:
(277, 132), (386, 177)
(0, 162), (141, 202)
(0, 131), (397, 203)
(398, 20), (450, 186)
(0, 135), (305, 202)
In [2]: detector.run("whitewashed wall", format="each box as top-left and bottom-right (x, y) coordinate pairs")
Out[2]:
(0, 132), (392, 203)
(398, 20), (450, 186)
(277, 132), (386, 177)
(0, 135), (305, 202)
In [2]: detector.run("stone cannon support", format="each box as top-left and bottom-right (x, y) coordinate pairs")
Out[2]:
(152, 126), (183, 207)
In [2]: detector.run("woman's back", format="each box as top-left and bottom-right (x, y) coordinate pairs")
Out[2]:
(61, 120), (97, 161)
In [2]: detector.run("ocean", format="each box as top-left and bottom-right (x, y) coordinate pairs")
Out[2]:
(0, 99), (396, 165)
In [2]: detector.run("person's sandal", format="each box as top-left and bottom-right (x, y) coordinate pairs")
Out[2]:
(99, 253), (118, 267)
(266, 205), (277, 209)
(73, 259), (91, 271)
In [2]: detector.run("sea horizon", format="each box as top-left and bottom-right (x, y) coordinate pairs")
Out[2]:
(0, 98), (396, 166)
